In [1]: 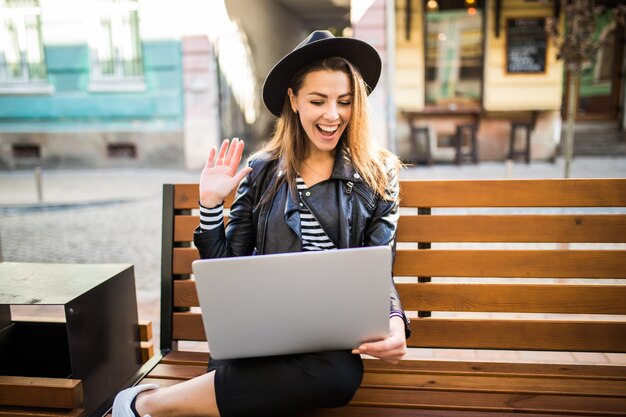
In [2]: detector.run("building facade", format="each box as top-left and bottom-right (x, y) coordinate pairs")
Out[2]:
(384, 0), (625, 162)
(0, 0), (258, 170)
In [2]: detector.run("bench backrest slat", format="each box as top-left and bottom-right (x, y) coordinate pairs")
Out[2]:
(397, 283), (626, 314)
(399, 179), (626, 207)
(394, 250), (626, 278)
(161, 179), (626, 354)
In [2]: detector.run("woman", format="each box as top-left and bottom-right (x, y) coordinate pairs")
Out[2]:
(114, 30), (410, 417)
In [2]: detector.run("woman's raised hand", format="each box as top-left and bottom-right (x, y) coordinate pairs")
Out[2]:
(199, 138), (253, 208)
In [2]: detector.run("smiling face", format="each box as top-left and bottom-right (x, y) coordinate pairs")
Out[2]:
(288, 69), (353, 157)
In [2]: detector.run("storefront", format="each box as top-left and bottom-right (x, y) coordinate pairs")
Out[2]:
(392, 0), (625, 163)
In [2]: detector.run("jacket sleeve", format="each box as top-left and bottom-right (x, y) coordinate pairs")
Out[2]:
(193, 159), (258, 259)
(363, 164), (411, 339)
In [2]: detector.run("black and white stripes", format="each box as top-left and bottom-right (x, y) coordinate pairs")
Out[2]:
(199, 203), (224, 231)
(297, 177), (336, 251)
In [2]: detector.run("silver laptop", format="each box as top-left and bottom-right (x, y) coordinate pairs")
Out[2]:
(192, 246), (391, 360)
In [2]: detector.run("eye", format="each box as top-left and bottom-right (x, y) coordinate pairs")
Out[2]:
(310, 100), (324, 106)
(339, 101), (352, 106)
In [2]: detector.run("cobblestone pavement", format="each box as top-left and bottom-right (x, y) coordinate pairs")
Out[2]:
(1, 157), (625, 364)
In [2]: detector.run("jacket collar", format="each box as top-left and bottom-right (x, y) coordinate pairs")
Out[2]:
(330, 145), (363, 183)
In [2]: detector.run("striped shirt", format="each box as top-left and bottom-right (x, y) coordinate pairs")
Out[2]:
(296, 176), (336, 251)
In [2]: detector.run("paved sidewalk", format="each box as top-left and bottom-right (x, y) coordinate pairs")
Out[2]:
(1, 157), (625, 365)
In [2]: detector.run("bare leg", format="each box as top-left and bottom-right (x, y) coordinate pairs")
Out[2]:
(135, 371), (220, 417)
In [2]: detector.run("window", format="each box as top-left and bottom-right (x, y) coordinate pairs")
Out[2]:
(424, 0), (483, 109)
(0, 0), (53, 93)
(89, 0), (145, 92)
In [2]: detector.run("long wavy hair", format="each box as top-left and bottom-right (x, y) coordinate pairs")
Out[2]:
(255, 56), (400, 200)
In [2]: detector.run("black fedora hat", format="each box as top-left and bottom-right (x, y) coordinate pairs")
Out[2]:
(262, 30), (382, 117)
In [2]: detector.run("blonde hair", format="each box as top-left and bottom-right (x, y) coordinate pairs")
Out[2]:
(256, 57), (400, 200)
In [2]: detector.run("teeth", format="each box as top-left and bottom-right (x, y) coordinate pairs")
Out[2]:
(318, 125), (338, 133)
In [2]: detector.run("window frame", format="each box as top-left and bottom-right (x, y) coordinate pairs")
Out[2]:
(88, 0), (146, 93)
(0, 0), (54, 95)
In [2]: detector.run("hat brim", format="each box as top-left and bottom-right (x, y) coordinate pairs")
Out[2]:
(262, 37), (382, 117)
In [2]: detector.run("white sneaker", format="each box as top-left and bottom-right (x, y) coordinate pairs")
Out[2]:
(112, 384), (159, 417)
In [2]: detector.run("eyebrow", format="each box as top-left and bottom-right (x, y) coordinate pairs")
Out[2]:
(307, 92), (353, 98)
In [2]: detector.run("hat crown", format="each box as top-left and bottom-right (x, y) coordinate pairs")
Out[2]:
(295, 30), (334, 50)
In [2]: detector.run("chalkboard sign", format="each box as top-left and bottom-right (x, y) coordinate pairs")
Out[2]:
(506, 18), (547, 74)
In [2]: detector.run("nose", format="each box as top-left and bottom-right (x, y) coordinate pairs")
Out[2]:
(324, 103), (339, 121)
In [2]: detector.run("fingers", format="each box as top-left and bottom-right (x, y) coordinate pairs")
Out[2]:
(228, 139), (246, 172)
(352, 334), (407, 363)
(205, 147), (217, 169)
(223, 137), (238, 167)
(233, 166), (253, 184)
(216, 139), (229, 165)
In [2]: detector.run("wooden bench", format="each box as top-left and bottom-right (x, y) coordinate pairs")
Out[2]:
(133, 178), (626, 416)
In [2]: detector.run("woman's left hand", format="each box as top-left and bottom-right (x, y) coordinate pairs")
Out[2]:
(352, 316), (407, 364)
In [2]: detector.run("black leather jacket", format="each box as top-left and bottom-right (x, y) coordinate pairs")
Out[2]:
(194, 150), (410, 338)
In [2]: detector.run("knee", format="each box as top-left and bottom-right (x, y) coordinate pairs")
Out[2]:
(316, 352), (363, 408)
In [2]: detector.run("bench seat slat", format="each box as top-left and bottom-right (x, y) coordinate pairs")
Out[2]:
(302, 407), (606, 417)
(146, 362), (626, 397)
(409, 319), (626, 352)
(351, 387), (626, 415)
(397, 283), (626, 314)
(397, 215), (626, 243)
(399, 179), (626, 208)
(148, 364), (206, 380)
(158, 352), (626, 380)
(394, 250), (626, 278)
(362, 373), (626, 397)
(0, 376), (83, 409)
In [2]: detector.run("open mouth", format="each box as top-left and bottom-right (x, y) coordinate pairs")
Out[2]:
(316, 124), (340, 138)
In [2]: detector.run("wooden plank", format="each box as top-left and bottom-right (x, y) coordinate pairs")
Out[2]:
(174, 280), (199, 307)
(396, 215), (626, 243)
(362, 359), (626, 380)
(396, 283), (626, 314)
(174, 185), (235, 210)
(160, 350), (210, 366)
(173, 248), (199, 275)
(174, 215), (230, 243)
(141, 341), (154, 364)
(407, 319), (626, 352)
(139, 320), (152, 341)
(361, 372), (626, 397)
(143, 361), (625, 397)
(174, 215), (198, 242)
(172, 312), (626, 352)
(351, 387), (626, 414)
(148, 364), (206, 380)
(156, 353), (626, 380)
(178, 250), (626, 295)
(172, 312), (205, 341)
(0, 407), (85, 417)
(398, 179), (626, 208)
(0, 376), (83, 408)
(176, 213), (626, 246)
(179, 280), (626, 314)
(301, 407), (603, 417)
(174, 180), (626, 209)
(394, 250), (626, 278)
